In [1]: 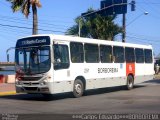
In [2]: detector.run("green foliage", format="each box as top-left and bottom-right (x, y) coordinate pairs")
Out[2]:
(7, 0), (41, 34)
(66, 8), (122, 41)
(7, 0), (29, 16)
(6, 0), (41, 18)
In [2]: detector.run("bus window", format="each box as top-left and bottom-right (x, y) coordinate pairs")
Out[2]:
(125, 47), (135, 63)
(135, 48), (144, 63)
(84, 44), (99, 63)
(70, 42), (84, 63)
(54, 44), (69, 70)
(30, 49), (39, 65)
(15, 47), (51, 75)
(144, 49), (153, 63)
(100, 45), (112, 63)
(15, 48), (25, 73)
(113, 46), (124, 63)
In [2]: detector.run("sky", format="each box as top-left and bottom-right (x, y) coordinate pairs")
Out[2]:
(0, 0), (160, 62)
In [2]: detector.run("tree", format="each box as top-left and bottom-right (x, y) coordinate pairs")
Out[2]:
(7, 0), (41, 35)
(66, 17), (89, 38)
(66, 9), (122, 41)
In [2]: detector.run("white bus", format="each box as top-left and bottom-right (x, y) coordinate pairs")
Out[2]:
(14, 34), (154, 97)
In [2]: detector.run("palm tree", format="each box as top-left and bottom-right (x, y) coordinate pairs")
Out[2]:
(66, 9), (122, 41)
(66, 17), (90, 37)
(7, 0), (41, 35)
(88, 14), (122, 40)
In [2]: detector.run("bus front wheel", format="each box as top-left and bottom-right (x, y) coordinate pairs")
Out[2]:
(73, 79), (84, 98)
(127, 75), (134, 90)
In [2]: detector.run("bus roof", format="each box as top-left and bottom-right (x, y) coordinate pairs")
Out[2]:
(18, 34), (153, 49)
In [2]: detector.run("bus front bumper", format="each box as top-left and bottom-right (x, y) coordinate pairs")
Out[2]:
(15, 82), (54, 94)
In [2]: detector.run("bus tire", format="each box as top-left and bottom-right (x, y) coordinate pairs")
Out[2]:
(73, 79), (84, 98)
(127, 75), (134, 90)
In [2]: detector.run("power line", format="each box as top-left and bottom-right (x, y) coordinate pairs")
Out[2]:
(0, 23), (65, 33)
(0, 18), (69, 31)
(126, 13), (148, 26)
(0, 14), (71, 28)
(127, 32), (160, 40)
(136, 0), (160, 20)
(0, 14), (72, 27)
(0, 27), (30, 35)
(0, 15), (72, 33)
(126, 35), (160, 44)
(141, 0), (160, 14)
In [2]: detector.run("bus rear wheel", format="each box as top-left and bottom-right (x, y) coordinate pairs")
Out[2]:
(127, 75), (134, 90)
(73, 79), (84, 98)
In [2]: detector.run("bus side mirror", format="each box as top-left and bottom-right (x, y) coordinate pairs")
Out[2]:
(7, 54), (10, 62)
(6, 47), (15, 62)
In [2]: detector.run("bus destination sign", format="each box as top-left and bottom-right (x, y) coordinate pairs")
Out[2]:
(16, 36), (50, 47)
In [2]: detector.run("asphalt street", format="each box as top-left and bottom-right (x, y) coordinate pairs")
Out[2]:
(0, 79), (160, 119)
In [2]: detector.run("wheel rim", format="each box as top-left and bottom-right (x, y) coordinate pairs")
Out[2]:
(75, 84), (82, 95)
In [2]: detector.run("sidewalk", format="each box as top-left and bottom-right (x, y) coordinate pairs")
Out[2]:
(0, 83), (16, 96)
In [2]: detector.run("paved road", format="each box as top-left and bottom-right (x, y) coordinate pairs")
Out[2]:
(0, 79), (160, 119)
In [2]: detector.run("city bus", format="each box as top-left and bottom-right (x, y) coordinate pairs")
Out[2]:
(13, 34), (154, 98)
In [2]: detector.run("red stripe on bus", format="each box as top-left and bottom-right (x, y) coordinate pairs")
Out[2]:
(126, 63), (135, 76)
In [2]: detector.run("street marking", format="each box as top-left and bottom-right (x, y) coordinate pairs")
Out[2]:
(0, 91), (16, 96)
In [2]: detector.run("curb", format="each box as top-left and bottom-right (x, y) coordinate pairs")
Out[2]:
(0, 91), (16, 96)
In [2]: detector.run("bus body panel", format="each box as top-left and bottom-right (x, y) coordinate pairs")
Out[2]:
(14, 34), (154, 95)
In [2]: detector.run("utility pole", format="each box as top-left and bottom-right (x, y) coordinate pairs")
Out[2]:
(81, 0), (128, 39)
(78, 20), (81, 37)
(122, 13), (126, 43)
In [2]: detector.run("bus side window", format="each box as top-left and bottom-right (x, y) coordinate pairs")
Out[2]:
(70, 42), (84, 63)
(84, 43), (99, 63)
(30, 49), (39, 65)
(144, 49), (153, 63)
(125, 47), (135, 63)
(54, 44), (69, 70)
(113, 46), (125, 63)
(100, 45), (112, 63)
(135, 48), (144, 63)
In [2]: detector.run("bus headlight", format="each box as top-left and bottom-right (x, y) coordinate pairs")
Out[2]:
(40, 81), (46, 86)
(16, 81), (23, 85)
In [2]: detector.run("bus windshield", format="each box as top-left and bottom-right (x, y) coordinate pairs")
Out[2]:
(15, 46), (51, 75)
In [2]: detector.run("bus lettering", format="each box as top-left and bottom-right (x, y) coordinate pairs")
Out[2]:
(98, 68), (118, 73)
(22, 39), (46, 45)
